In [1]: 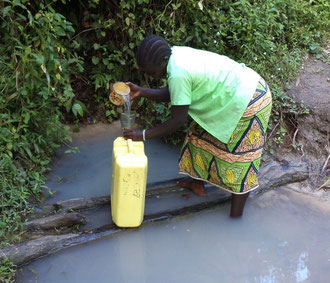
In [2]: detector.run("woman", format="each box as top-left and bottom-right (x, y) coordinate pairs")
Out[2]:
(124, 35), (272, 218)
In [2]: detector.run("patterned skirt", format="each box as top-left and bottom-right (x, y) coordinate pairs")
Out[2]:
(178, 78), (272, 194)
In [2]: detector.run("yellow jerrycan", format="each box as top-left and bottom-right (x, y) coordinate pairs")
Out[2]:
(111, 137), (148, 227)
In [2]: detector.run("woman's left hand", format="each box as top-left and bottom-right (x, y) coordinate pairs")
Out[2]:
(123, 128), (143, 141)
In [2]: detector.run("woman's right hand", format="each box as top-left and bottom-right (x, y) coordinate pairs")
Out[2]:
(126, 82), (142, 100)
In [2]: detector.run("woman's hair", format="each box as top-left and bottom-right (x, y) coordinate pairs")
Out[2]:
(136, 35), (171, 70)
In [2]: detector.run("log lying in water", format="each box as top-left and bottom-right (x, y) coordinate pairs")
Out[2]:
(37, 178), (183, 215)
(0, 160), (309, 266)
(25, 212), (86, 231)
(257, 161), (309, 192)
(37, 163), (308, 215)
(1, 196), (230, 266)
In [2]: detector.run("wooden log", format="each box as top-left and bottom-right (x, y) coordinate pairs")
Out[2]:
(37, 178), (185, 214)
(55, 197), (109, 211)
(38, 162), (309, 214)
(257, 162), (309, 193)
(0, 234), (80, 266)
(0, 196), (229, 266)
(25, 212), (86, 231)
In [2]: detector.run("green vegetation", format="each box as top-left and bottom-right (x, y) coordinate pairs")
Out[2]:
(0, 0), (83, 244)
(0, 258), (16, 283)
(0, 0), (329, 281)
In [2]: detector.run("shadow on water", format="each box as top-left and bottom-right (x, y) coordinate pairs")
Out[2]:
(17, 187), (330, 283)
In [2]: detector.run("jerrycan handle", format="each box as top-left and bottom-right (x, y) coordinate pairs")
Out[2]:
(127, 139), (134, 154)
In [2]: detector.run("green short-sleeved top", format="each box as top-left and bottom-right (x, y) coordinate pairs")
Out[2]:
(167, 46), (260, 143)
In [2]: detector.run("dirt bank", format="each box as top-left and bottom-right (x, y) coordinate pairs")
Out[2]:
(276, 53), (330, 199)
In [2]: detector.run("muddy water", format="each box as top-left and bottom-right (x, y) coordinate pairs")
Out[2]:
(45, 122), (181, 202)
(18, 187), (330, 283)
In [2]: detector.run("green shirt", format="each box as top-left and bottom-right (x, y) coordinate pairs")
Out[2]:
(167, 46), (260, 143)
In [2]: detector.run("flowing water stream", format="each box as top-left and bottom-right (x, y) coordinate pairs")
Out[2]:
(18, 187), (330, 283)
(16, 120), (330, 282)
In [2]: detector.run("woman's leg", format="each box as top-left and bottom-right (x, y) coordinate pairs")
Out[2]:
(230, 192), (250, 218)
(177, 178), (206, 196)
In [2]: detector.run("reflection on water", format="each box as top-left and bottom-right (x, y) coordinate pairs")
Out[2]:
(18, 188), (330, 283)
(257, 265), (278, 283)
(296, 252), (310, 282)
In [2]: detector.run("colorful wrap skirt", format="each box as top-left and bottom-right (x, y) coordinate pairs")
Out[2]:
(178, 78), (272, 194)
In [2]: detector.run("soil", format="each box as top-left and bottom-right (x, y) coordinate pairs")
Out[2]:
(275, 51), (330, 199)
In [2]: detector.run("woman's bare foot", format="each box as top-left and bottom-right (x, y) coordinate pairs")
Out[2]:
(177, 179), (206, 196)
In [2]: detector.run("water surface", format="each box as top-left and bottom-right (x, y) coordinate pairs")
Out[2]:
(18, 187), (330, 283)
(45, 122), (181, 202)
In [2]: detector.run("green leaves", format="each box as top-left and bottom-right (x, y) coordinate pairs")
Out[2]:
(0, 258), (16, 282)
(24, 112), (30, 124)
(54, 26), (66, 36)
(32, 53), (45, 65)
(2, 6), (11, 17)
(93, 43), (101, 50)
(197, 1), (203, 11)
(72, 100), (87, 117)
(92, 56), (99, 65)
(0, 0), (79, 263)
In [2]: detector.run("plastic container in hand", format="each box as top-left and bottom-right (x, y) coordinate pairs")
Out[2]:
(111, 137), (148, 227)
(120, 111), (136, 129)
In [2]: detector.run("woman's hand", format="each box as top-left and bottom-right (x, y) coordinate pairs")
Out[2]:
(123, 128), (143, 141)
(126, 82), (142, 100)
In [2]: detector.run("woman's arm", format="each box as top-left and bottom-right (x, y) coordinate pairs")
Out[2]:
(127, 82), (170, 102)
(140, 87), (170, 102)
(123, 105), (189, 141)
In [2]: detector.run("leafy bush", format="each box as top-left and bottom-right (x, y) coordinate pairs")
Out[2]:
(0, 0), (82, 242)
(0, 258), (16, 283)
